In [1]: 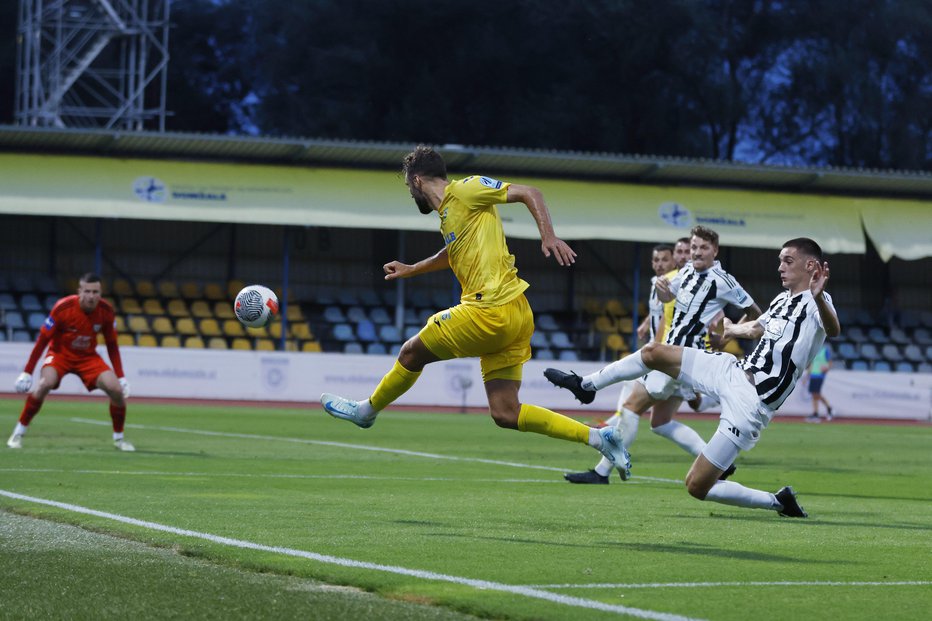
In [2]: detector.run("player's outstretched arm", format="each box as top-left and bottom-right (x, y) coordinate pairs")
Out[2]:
(723, 316), (764, 342)
(384, 246), (450, 281)
(506, 184), (576, 266)
(811, 262), (840, 337)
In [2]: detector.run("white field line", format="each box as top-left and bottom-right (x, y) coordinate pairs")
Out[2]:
(0, 467), (562, 484)
(526, 581), (932, 589)
(0, 489), (704, 621)
(68, 417), (682, 484)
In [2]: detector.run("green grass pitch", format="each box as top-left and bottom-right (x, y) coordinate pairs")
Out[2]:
(1, 397), (930, 620)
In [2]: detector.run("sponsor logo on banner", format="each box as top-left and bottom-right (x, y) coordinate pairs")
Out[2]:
(261, 357), (289, 393)
(444, 362), (475, 411)
(133, 177), (167, 203)
(659, 202), (693, 228)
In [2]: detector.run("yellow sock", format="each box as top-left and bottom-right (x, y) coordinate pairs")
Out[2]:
(517, 403), (590, 444)
(369, 361), (421, 412)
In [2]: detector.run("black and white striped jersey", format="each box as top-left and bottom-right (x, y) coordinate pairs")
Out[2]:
(740, 290), (836, 410)
(648, 275), (664, 341)
(666, 261), (754, 349)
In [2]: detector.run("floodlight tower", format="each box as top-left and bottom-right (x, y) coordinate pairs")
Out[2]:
(15, 0), (171, 131)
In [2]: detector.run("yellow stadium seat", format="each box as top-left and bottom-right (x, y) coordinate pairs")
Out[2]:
(175, 317), (198, 336)
(638, 302), (648, 318)
(255, 339), (275, 351)
(605, 333), (628, 356)
(184, 336), (205, 349)
(214, 301), (235, 319)
(222, 319), (245, 337)
(231, 337), (251, 350)
(203, 282), (225, 301)
(199, 318), (222, 337)
(190, 300), (213, 318)
(117, 334), (135, 347)
(157, 280), (180, 298)
(207, 337), (228, 350)
(285, 304), (303, 321)
(136, 280), (157, 297)
(114, 316), (127, 332)
(137, 334), (158, 347)
(112, 278), (134, 297)
(582, 298), (603, 316)
(594, 315), (616, 334)
(301, 341), (322, 353)
(227, 279), (245, 299)
(604, 299), (627, 318)
(269, 323), (292, 339)
(617, 317), (634, 333)
(151, 317), (173, 334)
(180, 281), (202, 299)
(121, 298), (142, 314)
(127, 316), (150, 334)
(291, 322), (313, 340)
(161, 335), (181, 348)
(167, 299), (189, 317)
(142, 299), (166, 315)
(246, 325), (268, 338)
(283, 340), (299, 352)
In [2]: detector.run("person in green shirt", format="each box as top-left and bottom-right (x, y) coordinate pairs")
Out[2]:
(805, 343), (834, 422)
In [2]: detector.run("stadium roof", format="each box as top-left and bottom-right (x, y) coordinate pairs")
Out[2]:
(1, 125), (931, 200)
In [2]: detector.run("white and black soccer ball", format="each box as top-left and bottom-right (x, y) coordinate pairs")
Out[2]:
(234, 285), (279, 328)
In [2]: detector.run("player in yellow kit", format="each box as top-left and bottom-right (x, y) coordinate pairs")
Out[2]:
(321, 145), (631, 479)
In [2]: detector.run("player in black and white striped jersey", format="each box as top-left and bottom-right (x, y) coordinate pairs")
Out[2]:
(548, 237), (838, 517)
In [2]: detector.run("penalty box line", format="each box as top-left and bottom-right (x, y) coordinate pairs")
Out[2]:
(0, 489), (703, 621)
(69, 417), (681, 484)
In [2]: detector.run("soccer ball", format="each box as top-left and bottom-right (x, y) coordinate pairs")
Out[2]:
(234, 285), (279, 328)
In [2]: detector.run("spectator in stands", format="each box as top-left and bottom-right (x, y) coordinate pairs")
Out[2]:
(805, 343), (834, 422)
(546, 237), (839, 517)
(561, 226), (760, 484)
(7, 273), (134, 451)
(320, 145), (631, 479)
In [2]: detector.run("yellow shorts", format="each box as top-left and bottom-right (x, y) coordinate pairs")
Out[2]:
(418, 294), (534, 382)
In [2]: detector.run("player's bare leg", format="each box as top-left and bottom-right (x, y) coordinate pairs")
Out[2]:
(321, 335), (440, 428)
(97, 370), (133, 451)
(8, 367), (59, 448)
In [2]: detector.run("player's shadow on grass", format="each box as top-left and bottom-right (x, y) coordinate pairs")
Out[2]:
(686, 512), (931, 533)
(803, 490), (932, 503)
(425, 532), (831, 563)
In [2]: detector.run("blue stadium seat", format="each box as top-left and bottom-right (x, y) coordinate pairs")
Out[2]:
(44, 294), (59, 311)
(898, 310), (921, 330)
(365, 342), (387, 355)
(382, 288), (398, 306)
(903, 345), (925, 363)
(20, 294), (43, 311)
(314, 287), (338, 306)
(859, 343), (881, 361)
(332, 323), (355, 341)
(12, 330), (33, 342)
(889, 327), (910, 345)
(558, 350), (580, 361)
(872, 360), (892, 372)
(356, 320), (377, 342)
(537, 313), (559, 331)
(921, 311), (932, 329)
(853, 309), (875, 326)
(388, 342), (403, 356)
(358, 290), (382, 307)
(323, 306), (346, 323)
(27, 312), (47, 331)
(408, 289), (431, 308)
(403, 307), (419, 326)
(534, 348), (555, 360)
(894, 361), (914, 373)
(867, 327), (886, 343)
(432, 289), (455, 308)
(346, 306), (368, 323)
(837, 342), (858, 360)
(925, 345), (932, 361)
(880, 344), (902, 362)
(343, 342), (364, 354)
(549, 331), (573, 349)
(530, 331), (549, 348)
(378, 324), (401, 343)
(914, 328), (932, 345)
(917, 362), (932, 374)
(337, 290), (361, 307)
(847, 327), (868, 343)
(36, 275), (59, 295)
(404, 325), (421, 340)
(0, 331), (5, 341)
(369, 307), (391, 325)
(417, 308), (434, 325)
(2, 312), (25, 330)
(10, 275), (34, 293)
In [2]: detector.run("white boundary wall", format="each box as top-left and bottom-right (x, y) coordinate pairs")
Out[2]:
(1, 343), (930, 421)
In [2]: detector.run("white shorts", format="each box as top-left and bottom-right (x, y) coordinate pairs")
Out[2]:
(677, 349), (773, 451)
(701, 429), (741, 471)
(636, 369), (685, 401)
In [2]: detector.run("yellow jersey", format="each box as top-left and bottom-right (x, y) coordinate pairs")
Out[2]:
(438, 176), (529, 307)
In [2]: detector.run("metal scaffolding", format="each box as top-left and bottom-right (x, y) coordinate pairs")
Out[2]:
(15, 0), (170, 131)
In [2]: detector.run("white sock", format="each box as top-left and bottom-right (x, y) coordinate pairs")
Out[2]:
(587, 428), (602, 450)
(113, 432), (124, 441)
(13, 423), (27, 436)
(620, 409), (640, 449)
(358, 399), (375, 417)
(603, 413), (621, 427)
(582, 351), (648, 391)
(593, 457), (613, 477)
(651, 420), (706, 456)
(704, 481), (779, 510)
